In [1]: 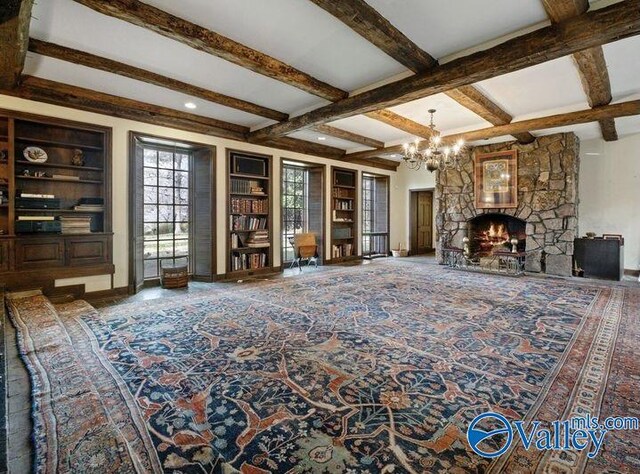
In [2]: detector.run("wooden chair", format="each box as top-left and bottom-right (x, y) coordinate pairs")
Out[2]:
(289, 233), (319, 272)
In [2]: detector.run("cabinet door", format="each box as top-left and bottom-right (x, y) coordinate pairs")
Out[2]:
(0, 241), (10, 272)
(15, 239), (65, 269)
(66, 236), (109, 266)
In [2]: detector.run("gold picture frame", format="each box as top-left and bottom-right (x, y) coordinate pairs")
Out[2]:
(474, 149), (518, 209)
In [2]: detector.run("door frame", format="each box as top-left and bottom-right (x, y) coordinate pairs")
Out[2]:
(409, 188), (434, 255)
(279, 158), (326, 267)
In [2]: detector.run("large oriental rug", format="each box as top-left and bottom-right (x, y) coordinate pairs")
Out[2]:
(7, 261), (640, 473)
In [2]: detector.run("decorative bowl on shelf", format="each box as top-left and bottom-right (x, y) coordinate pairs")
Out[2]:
(24, 146), (48, 163)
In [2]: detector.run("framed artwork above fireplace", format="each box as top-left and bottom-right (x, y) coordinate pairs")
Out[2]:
(474, 149), (518, 209)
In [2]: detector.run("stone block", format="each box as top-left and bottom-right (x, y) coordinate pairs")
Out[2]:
(549, 179), (565, 191)
(540, 210), (556, 220)
(544, 245), (562, 255)
(525, 250), (542, 272)
(545, 218), (564, 230)
(556, 204), (575, 218)
(546, 254), (572, 276)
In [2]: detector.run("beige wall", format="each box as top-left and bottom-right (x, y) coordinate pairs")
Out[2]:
(579, 133), (640, 271)
(1, 95), (398, 291)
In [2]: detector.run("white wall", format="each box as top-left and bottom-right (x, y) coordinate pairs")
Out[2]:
(392, 164), (436, 251)
(1, 95), (399, 291)
(579, 133), (640, 272)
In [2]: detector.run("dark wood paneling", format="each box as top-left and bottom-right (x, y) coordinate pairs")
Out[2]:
(66, 235), (109, 266)
(15, 238), (64, 269)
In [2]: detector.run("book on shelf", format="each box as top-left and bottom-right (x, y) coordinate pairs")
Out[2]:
(245, 230), (269, 248)
(17, 215), (56, 221)
(230, 178), (267, 195)
(230, 197), (268, 214)
(59, 216), (92, 234)
(20, 193), (55, 199)
(230, 215), (267, 231)
(74, 205), (104, 211)
(231, 252), (268, 271)
(52, 174), (81, 181)
(332, 243), (353, 258)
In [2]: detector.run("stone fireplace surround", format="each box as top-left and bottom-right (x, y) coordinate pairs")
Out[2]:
(435, 132), (580, 276)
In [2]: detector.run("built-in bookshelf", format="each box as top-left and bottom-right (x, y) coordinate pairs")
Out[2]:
(0, 109), (113, 287)
(331, 166), (359, 262)
(226, 150), (274, 276)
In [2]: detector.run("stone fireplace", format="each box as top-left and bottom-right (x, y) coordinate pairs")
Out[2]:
(435, 132), (579, 276)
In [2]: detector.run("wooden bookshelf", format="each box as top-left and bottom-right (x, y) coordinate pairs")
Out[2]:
(226, 149), (275, 277)
(330, 166), (359, 262)
(0, 109), (113, 288)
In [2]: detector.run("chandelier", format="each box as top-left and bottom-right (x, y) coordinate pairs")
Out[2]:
(402, 109), (464, 172)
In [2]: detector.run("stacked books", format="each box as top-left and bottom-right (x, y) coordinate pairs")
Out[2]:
(230, 215), (267, 230)
(230, 197), (268, 214)
(74, 197), (104, 212)
(52, 174), (80, 181)
(60, 216), (92, 234)
(17, 215), (55, 221)
(231, 252), (267, 271)
(20, 193), (55, 199)
(245, 230), (270, 248)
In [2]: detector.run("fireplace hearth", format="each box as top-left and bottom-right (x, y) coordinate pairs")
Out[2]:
(468, 214), (526, 257)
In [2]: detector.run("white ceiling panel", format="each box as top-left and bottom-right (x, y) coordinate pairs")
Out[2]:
(475, 56), (590, 119)
(287, 130), (371, 153)
(364, 0), (548, 59)
(30, 0), (328, 115)
(603, 36), (640, 102)
(328, 115), (414, 144)
(615, 115), (640, 138)
(23, 55), (267, 127)
(388, 93), (494, 135)
(144, 0), (406, 91)
(531, 122), (602, 142)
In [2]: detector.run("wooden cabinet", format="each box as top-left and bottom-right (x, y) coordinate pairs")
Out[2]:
(574, 237), (624, 281)
(0, 109), (113, 289)
(16, 238), (65, 269)
(66, 235), (110, 266)
(0, 240), (10, 272)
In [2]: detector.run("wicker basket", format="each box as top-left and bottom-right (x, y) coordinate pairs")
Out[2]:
(160, 258), (189, 289)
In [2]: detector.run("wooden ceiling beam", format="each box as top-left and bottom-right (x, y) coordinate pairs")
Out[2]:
(308, 0), (437, 73)
(71, 0), (347, 102)
(249, 1), (640, 141)
(310, 0), (536, 144)
(444, 86), (536, 143)
(28, 38), (289, 122)
(365, 110), (437, 140)
(346, 100), (640, 160)
(542, 0), (618, 141)
(2, 75), (249, 140)
(311, 124), (384, 148)
(0, 0), (35, 89)
(1, 76), (398, 170)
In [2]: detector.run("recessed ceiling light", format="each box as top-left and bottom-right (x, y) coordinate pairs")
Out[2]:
(390, 154), (397, 158)
(317, 136), (326, 141)
(184, 102), (197, 109)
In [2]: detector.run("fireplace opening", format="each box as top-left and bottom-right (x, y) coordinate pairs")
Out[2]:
(467, 214), (526, 257)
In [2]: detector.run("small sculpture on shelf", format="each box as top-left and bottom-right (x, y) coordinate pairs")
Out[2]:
(22, 169), (31, 176)
(510, 238), (519, 253)
(35, 171), (47, 178)
(72, 148), (85, 167)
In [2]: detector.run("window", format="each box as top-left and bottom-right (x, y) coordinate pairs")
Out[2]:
(142, 146), (191, 279)
(362, 174), (389, 258)
(281, 164), (309, 263)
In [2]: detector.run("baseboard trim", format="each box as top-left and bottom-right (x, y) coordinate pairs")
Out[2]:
(84, 286), (130, 301)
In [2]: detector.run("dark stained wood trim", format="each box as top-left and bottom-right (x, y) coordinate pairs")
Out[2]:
(249, 1), (640, 140)
(0, 0), (34, 88)
(312, 124), (384, 148)
(329, 166), (359, 262)
(3, 75), (249, 140)
(444, 86), (536, 143)
(72, 0), (347, 102)
(542, 0), (618, 141)
(308, 0), (437, 73)
(365, 110), (437, 139)
(346, 100), (640, 160)
(28, 38), (289, 122)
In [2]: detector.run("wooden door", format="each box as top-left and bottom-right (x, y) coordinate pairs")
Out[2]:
(410, 191), (433, 254)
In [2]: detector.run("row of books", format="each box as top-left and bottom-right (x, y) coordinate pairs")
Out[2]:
(230, 178), (266, 195)
(333, 200), (353, 210)
(231, 252), (268, 271)
(230, 197), (268, 214)
(332, 188), (354, 198)
(245, 230), (269, 248)
(60, 216), (92, 234)
(332, 243), (354, 258)
(0, 190), (7, 205)
(230, 215), (267, 231)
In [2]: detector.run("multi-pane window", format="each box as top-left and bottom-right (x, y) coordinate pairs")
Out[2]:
(142, 146), (191, 279)
(362, 175), (389, 257)
(281, 165), (309, 263)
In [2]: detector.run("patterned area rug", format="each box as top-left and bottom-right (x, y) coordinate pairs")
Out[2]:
(6, 261), (640, 473)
